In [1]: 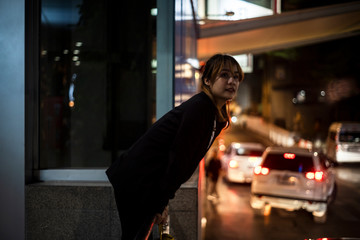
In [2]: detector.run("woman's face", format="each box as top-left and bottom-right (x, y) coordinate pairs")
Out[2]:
(206, 63), (241, 107)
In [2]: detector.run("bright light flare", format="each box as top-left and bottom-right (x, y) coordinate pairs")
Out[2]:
(264, 204), (271, 216)
(254, 166), (269, 175)
(229, 160), (239, 168)
(201, 217), (207, 228)
(219, 144), (226, 152)
(305, 171), (324, 181)
(231, 116), (238, 123)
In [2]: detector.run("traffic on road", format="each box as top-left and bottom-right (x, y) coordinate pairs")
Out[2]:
(203, 125), (360, 240)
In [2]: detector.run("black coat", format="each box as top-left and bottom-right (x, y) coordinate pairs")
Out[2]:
(106, 91), (226, 213)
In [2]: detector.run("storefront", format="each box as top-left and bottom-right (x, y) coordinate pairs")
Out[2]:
(0, 0), (199, 239)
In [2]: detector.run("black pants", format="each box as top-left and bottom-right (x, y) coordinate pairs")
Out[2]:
(114, 188), (157, 240)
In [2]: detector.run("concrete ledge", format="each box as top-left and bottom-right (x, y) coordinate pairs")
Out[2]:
(169, 168), (200, 240)
(26, 181), (120, 240)
(26, 169), (202, 240)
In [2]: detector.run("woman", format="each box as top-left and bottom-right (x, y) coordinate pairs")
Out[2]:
(106, 54), (244, 239)
(206, 148), (222, 198)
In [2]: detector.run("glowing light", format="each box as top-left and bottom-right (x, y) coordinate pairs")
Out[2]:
(201, 217), (207, 229)
(264, 204), (271, 216)
(219, 144), (226, 152)
(229, 160), (239, 168)
(195, 72), (200, 79)
(305, 171), (324, 181)
(315, 171), (324, 181)
(254, 166), (269, 175)
(231, 116), (238, 123)
(186, 58), (200, 69)
(151, 59), (157, 68)
(254, 165), (262, 174)
(296, 90), (306, 103)
(69, 100), (75, 108)
(261, 167), (269, 175)
(151, 8), (158, 16)
(284, 153), (295, 159)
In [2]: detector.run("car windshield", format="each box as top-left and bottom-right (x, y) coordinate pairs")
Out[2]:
(339, 131), (360, 143)
(236, 148), (263, 156)
(262, 153), (314, 173)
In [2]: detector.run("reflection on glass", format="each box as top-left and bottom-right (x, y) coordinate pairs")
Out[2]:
(39, 0), (156, 168)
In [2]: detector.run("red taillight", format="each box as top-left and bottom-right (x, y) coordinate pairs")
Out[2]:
(254, 166), (269, 175)
(305, 171), (324, 181)
(283, 153), (295, 159)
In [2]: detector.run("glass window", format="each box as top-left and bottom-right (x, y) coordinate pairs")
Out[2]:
(39, 0), (156, 168)
(339, 131), (360, 143)
(174, 0), (199, 106)
(263, 153), (314, 173)
(236, 148), (264, 156)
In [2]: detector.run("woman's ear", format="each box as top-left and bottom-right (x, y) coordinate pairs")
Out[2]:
(204, 78), (211, 86)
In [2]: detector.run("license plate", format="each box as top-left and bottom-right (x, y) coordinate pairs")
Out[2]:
(277, 175), (297, 185)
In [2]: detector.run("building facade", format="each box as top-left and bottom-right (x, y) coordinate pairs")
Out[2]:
(0, 0), (199, 239)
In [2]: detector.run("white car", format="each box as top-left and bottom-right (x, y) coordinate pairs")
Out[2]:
(325, 122), (360, 163)
(222, 142), (265, 183)
(250, 146), (336, 223)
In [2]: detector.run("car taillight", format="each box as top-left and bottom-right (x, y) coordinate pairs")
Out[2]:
(229, 160), (239, 168)
(305, 171), (324, 181)
(254, 166), (269, 175)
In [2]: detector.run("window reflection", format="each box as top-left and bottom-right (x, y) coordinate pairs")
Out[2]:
(39, 0), (156, 168)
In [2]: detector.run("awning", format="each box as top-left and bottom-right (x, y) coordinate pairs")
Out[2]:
(198, 2), (360, 60)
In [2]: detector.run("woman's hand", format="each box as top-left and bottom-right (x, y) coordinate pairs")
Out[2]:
(154, 206), (169, 224)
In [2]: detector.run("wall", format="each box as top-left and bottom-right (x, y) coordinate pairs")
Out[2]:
(0, 0), (25, 239)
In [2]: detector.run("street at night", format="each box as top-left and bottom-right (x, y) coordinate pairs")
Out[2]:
(203, 126), (360, 240)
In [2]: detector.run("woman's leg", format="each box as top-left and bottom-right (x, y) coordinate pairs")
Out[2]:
(114, 189), (156, 240)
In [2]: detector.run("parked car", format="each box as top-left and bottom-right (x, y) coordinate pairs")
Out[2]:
(222, 142), (265, 183)
(325, 122), (360, 163)
(250, 146), (337, 223)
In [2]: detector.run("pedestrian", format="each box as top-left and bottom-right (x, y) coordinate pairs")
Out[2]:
(206, 148), (222, 198)
(106, 54), (244, 240)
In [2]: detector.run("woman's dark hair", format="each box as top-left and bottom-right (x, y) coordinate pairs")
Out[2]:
(201, 54), (244, 125)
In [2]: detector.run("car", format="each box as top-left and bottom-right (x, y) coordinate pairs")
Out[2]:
(221, 142), (265, 183)
(250, 146), (337, 223)
(325, 122), (360, 163)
